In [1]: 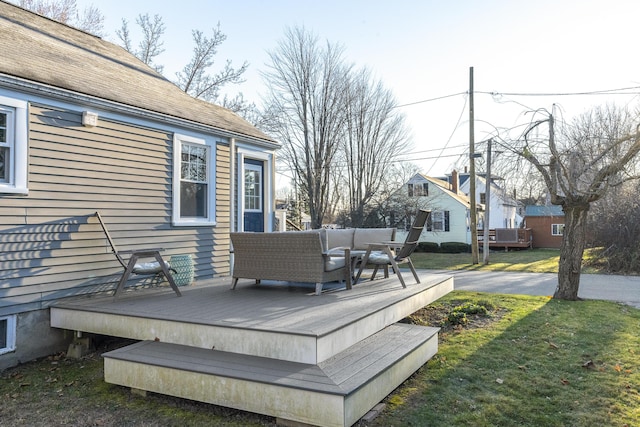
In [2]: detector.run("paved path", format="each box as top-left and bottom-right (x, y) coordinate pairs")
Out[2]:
(424, 270), (640, 308)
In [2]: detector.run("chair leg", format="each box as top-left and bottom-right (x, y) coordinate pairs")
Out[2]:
(114, 255), (138, 298)
(354, 249), (372, 284)
(407, 258), (420, 284)
(384, 247), (406, 288)
(155, 252), (182, 297)
(231, 277), (239, 290)
(371, 265), (379, 281)
(315, 282), (323, 295)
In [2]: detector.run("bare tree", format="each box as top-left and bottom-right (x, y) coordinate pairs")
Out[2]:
(116, 16), (250, 113)
(116, 14), (165, 73)
(509, 105), (640, 300)
(360, 161), (421, 228)
(341, 68), (410, 227)
(262, 27), (350, 228)
(175, 26), (249, 104)
(17, 0), (104, 35)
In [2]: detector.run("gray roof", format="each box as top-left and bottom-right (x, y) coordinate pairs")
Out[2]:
(0, 1), (276, 145)
(525, 205), (564, 217)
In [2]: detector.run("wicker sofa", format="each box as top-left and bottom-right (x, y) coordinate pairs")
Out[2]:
(230, 228), (396, 295)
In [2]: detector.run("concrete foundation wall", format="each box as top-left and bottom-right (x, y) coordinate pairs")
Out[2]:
(0, 309), (72, 371)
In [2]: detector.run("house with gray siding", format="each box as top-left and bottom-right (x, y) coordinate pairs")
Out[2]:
(0, 2), (279, 369)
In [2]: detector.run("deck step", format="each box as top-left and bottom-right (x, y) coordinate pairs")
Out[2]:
(103, 323), (439, 427)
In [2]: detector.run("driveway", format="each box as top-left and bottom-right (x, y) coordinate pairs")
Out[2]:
(425, 270), (640, 309)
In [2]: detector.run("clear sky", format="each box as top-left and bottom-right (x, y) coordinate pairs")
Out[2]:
(74, 0), (640, 181)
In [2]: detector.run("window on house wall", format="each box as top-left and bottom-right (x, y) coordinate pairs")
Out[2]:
(480, 192), (486, 204)
(173, 134), (216, 226)
(0, 97), (28, 194)
(426, 210), (450, 232)
(552, 223), (565, 236)
(415, 182), (428, 196)
(408, 182), (428, 197)
(0, 315), (16, 355)
(426, 211), (450, 231)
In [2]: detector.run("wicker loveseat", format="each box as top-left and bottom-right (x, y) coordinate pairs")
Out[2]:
(230, 228), (396, 295)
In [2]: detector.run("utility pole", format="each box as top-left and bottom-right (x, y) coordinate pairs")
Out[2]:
(483, 138), (492, 265)
(469, 67), (479, 264)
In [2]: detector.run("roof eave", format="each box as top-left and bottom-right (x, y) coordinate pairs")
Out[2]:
(0, 73), (280, 150)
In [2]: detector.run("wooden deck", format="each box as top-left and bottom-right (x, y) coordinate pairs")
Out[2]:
(478, 228), (533, 251)
(51, 272), (453, 427)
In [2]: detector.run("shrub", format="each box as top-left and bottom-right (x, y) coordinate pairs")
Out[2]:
(417, 241), (440, 253)
(445, 302), (491, 326)
(440, 242), (471, 253)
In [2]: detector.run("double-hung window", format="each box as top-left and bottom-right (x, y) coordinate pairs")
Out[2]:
(551, 223), (564, 236)
(426, 210), (450, 232)
(408, 182), (428, 197)
(0, 96), (28, 194)
(172, 134), (216, 226)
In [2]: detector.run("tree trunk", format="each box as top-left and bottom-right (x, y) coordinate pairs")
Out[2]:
(554, 204), (589, 300)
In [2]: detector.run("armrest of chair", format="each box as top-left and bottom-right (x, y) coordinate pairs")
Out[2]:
(325, 246), (351, 256)
(119, 248), (165, 254)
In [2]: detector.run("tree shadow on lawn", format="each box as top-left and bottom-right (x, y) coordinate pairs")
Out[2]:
(369, 292), (640, 427)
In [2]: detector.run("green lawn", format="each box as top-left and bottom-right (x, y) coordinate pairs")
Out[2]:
(410, 248), (603, 274)
(371, 292), (640, 427)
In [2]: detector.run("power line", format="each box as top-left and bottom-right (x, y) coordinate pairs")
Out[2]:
(393, 85), (640, 111)
(394, 91), (466, 108)
(476, 85), (640, 97)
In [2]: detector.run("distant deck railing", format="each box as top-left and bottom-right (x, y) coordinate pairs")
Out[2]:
(477, 228), (532, 250)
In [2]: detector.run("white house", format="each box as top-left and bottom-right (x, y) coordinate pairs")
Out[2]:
(395, 172), (473, 244)
(458, 174), (521, 229)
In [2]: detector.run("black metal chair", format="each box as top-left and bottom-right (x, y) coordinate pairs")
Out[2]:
(354, 209), (429, 288)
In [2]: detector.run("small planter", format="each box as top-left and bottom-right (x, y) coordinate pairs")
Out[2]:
(169, 254), (194, 286)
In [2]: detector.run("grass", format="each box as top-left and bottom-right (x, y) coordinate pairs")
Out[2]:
(410, 248), (604, 274)
(371, 292), (640, 427)
(0, 337), (273, 426)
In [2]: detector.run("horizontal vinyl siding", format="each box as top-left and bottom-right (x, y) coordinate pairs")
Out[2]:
(213, 143), (231, 276)
(0, 103), (231, 315)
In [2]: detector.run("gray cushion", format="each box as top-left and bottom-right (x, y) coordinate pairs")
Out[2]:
(324, 256), (346, 272)
(326, 229), (354, 250)
(133, 261), (169, 275)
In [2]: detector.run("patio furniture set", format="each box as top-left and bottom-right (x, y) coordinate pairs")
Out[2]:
(96, 209), (429, 297)
(231, 209), (429, 295)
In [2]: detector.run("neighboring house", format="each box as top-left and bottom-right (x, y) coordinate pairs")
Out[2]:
(394, 172), (473, 245)
(0, 3), (279, 369)
(456, 173), (522, 229)
(524, 205), (565, 248)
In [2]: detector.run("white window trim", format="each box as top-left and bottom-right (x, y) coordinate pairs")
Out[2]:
(0, 315), (17, 355)
(551, 223), (564, 236)
(0, 96), (28, 195)
(172, 133), (217, 227)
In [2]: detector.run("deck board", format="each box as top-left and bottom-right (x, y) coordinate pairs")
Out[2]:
(53, 272), (451, 337)
(103, 323), (439, 394)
